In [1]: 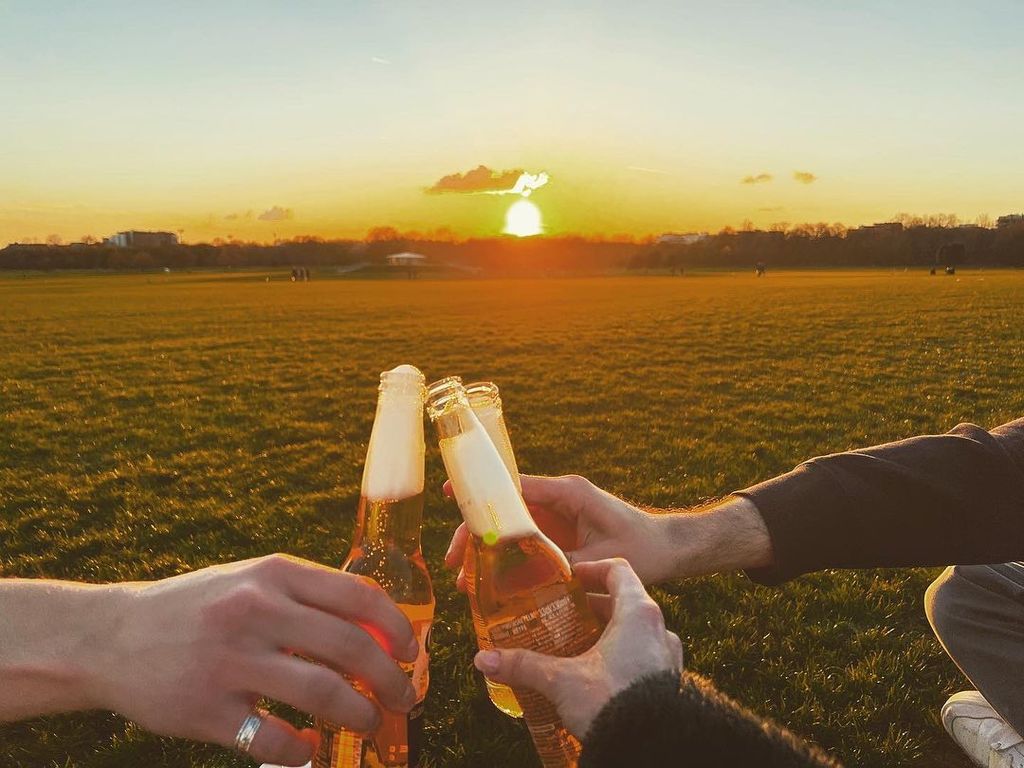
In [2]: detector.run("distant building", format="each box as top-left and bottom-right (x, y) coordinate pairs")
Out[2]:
(105, 230), (179, 248)
(385, 252), (427, 267)
(656, 233), (708, 246)
(857, 223), (904, 234)
(997, 214), (1024, 229)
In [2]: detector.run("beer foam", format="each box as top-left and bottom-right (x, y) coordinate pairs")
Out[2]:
(472, 404), (521, 490)
(361, 366), (425, 501)
(440, 409), (536, 542)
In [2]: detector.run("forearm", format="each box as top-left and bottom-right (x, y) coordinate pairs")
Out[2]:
(654, 496), (774, 579)
(648, 419), (1024, 585)
(581, 670), (841, 767)
(0, 579), (130, 721)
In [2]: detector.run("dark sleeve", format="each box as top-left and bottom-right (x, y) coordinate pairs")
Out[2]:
(580, 671), (841, 768)
(735, 418), (1024, 585)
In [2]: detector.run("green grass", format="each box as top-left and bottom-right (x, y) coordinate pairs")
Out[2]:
(3, 269), (1022, 767)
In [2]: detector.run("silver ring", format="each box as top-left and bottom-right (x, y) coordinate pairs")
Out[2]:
(234, 706), (269, 754)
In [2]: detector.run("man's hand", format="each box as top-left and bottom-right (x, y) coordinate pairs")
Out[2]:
(445, 474), (681, 585)
(472, 558), (684, 739)
(444, 474), (773, 586)
(1, 554), (420, 767)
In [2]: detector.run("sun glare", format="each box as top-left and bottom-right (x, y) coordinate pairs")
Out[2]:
(504, 199), (543, 237)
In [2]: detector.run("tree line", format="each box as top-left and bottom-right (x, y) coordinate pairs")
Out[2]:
(3, 220), (1024, 273)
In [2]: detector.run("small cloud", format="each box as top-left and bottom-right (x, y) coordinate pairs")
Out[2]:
(793, 171), (818, 184)
(627, 165), (670, 175)
(258, 206), (294, 222)
(741, 173), (774, 185)
(426, 165), (525, 195)
(371, 56), (391, 65)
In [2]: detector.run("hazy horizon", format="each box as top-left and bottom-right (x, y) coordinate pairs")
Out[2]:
(4, 1), (1023, 246)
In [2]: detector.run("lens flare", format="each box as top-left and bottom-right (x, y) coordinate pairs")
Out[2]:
(504, 199), (542, 237)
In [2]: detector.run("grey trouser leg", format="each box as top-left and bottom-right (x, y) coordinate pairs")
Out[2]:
(926, 564), (1024, 736)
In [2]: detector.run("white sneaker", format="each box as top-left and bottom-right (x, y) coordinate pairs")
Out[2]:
(942, 691), (1024, 768)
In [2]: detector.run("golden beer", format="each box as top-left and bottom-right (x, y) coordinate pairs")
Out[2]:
(428, 382), (600, 768)
(315, 366), (434, 768)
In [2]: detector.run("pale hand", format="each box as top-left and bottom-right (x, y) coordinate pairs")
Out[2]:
(90, 555), (419, 766)
(473, 558), (684, 739)
(444, 474), (680, 586)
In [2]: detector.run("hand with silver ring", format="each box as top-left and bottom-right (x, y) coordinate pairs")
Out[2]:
(235, 706), (270, 755)
(3, 555), (420, 766)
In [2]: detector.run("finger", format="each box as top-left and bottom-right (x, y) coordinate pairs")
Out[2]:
(573, 559), (647, 603)
(444, 523), (469, 568)
(586, 592), (613, 624)
(277, 561), (417, 662)
(474, 648), (560, 698)
(520, 475), (586, 520)
(275, 604), (415, 714)
(225, 705), (319, 768)
(258, 655), (383, 733)
(456, 568), (467, 593)
(666, 630), (684, 670)
(442, 479), (453, 498)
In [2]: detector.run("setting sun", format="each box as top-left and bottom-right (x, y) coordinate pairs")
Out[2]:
(504, 199), (543, 237)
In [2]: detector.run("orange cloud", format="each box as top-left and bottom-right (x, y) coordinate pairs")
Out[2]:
(793, 171), (818, 184)
(257, 206), (294, 221)
(426, 165), (525, 194)
(741, 173), (774, 185)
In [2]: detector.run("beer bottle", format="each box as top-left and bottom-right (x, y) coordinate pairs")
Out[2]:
(427, 382), (601, 768)
(314, 365), (434, 768)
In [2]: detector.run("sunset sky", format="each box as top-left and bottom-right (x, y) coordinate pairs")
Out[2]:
(3, 1), (1023, 245)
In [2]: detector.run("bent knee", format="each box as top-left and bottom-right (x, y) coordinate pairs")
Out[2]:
(925, 565), (965, 636)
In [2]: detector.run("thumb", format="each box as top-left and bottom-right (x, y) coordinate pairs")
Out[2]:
(474, 648), (557, 697)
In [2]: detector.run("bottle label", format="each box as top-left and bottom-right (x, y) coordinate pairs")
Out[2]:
(489, 588), (594, 656)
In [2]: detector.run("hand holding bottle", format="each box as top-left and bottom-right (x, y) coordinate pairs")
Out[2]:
(445, 474), (680, 587)
(470, 558), (683, 739)
(0, 555), (418, 768)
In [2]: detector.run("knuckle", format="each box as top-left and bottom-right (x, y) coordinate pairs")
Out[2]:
(255, 552), (295, 578)
(335, 622), (374, 660)
(304, 668), (345, 714)
(205, 583), (271, 630)
(342, 574), (381, 613)
(633, 597), (665, 626)
(562, 474), (592, 492)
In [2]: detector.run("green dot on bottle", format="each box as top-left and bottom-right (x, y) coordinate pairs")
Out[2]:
(483, 530), (498, 546)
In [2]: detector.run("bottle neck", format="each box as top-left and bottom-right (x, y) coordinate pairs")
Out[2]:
(351, 495), (425, 553)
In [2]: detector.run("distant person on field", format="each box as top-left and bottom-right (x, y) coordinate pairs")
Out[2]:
(447, 417), (1024, 767)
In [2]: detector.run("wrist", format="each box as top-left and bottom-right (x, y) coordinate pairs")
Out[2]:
(74, 583), (137, 711)
(663, 496), (773, 579)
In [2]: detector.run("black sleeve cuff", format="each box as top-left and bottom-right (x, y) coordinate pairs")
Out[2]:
(735, 461), (843, 585)
(580, 670), (840, 768)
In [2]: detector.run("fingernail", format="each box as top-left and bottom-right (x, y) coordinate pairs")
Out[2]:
(406, 637), (420, 660)
(475, 650), (500, 675)
(402, 684), (418, 711)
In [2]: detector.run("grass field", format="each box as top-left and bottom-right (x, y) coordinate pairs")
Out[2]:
(3, 268), (1023, 767)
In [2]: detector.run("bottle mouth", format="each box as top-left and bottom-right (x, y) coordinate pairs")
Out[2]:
(379, 365), (426, 397)
(426, 376), (468, 421)
(465, 381), (501, 410)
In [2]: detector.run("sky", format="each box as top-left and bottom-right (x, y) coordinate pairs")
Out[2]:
(2, 0), (1023, 245)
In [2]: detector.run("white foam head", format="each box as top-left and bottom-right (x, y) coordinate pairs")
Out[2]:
(361, 365), (425, 501)
(439, 407), (535, 543)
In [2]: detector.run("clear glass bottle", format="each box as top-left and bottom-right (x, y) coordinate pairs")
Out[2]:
(314, 365), (434, 768)
(428, 383), (600, 768)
